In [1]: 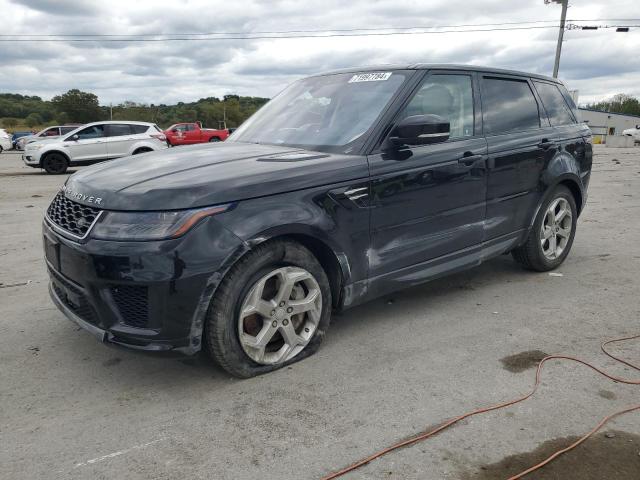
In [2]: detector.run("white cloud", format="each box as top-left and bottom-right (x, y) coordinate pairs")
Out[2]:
(0, 0), (639, 104)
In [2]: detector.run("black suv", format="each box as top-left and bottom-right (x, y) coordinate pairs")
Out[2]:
(43, 65), (592, 377)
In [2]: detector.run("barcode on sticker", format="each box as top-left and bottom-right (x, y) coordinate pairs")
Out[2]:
(348, 72), (392, 83)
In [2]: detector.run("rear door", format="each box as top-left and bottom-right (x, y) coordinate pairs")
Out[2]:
(104, 123), (135, 158)
(481, 75), (558, 241)
(64, 125), (107, 161)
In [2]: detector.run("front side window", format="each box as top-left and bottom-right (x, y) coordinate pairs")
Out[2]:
(534, 81), (576, 126)
(43, 128), (59, 137)
(482, 77), (540, 135)
(74, 125), (105, 140)
(229, 71), (409, 153)
(106, 124), (133, 137)
(401, 74), (474, 139)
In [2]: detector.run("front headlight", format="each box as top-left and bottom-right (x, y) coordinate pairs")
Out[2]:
(90, 204), (233, 241)
(27, 144), (44, 151)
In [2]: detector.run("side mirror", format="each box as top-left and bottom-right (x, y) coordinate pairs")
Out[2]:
(390, 114), (450, 146)
(171, 128), (178, 133)
(71, 134), (79, 141)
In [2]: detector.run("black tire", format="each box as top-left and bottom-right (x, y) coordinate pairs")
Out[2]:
(208, 137), (221, 142)
(512, 185), (577, 271)
(41, 152), (69, 174)
(205, 239), (332, 378)
(0, 145), (3, 154)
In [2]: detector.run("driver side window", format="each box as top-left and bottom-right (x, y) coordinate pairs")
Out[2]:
(401, 74), (474, 139)
(76, 125), (105, 140)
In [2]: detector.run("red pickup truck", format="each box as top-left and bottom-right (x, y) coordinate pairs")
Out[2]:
(164, 122), (229, 146)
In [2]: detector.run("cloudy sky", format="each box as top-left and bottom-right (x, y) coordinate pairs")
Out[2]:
(1, 0), (639, 106)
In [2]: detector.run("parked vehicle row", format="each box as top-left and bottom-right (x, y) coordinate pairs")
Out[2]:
(42, 64), (592, 378)
(23, 121), (168, 174)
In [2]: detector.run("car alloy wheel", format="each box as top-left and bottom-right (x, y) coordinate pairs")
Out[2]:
(237, 266), (322, 365)
(540, 197), (573, 260)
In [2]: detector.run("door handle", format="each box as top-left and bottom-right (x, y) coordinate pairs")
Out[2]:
(458, 154), (484, 166)
(538, 139), (556, 150)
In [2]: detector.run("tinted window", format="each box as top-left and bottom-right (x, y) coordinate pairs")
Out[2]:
(106, 124), (132, 137)
(482, 78), (540, 134)
(557, 84), (580, 121)
(43, 128), (59, 136)
(402, 74), (474, 139)
(60, 126), (76, 134)
(534, 82), (575, 126)
(75, 125), (105, 140)
(185, 124), (195, 131)
(131, 124), (149, 134)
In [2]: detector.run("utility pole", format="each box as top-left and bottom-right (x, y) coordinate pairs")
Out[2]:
(547, 0), (568, 78)
(110, 102), (113, 120)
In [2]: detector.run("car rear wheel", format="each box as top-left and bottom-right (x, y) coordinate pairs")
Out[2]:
(205, 239), (331, 378)
(209, 137), (221, 142)
(512, 185), (577, 271)
(42, 153), (68, 174)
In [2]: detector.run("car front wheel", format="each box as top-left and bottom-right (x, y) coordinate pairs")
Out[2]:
(512, 185), (577, 271)
(205, 239), (331, 378)
(41, 153), (69, 174)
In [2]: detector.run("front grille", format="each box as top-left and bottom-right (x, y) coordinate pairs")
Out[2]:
(47, 192), (101, 239)
(110, 285), (149, 328)
(49, 268), (98, 325)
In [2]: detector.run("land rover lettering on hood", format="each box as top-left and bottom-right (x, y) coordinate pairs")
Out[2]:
(44, 65), (592, 378)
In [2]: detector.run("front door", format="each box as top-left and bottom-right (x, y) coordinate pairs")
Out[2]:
(64, 125), (107, 162)
(368, 72), (487, 286)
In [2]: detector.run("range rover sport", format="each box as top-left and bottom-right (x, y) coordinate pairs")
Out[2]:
(43, 65), (592, 377)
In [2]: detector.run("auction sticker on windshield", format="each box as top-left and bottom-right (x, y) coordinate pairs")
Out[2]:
(348, 72), (392, 83)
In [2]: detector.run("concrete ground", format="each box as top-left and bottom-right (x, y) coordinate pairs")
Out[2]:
(0, 145), (639, 479)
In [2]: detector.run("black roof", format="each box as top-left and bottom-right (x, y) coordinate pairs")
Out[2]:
(314, 63), (561, 84)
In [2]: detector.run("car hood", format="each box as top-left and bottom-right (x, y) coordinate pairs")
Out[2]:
(63, 142), (368, 211)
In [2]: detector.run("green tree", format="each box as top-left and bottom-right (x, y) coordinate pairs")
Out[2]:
(51, 89), (102, 123)
(586, 94), (640, 116)
(25, 113), (43, 128)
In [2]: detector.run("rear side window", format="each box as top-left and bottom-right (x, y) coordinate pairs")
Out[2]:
(60, 127), (76, 134)
(131, 124), (149, 134)
(481, 77), (540, 135)
(106, 124), (133, 137)
(534, 82), (576, 126)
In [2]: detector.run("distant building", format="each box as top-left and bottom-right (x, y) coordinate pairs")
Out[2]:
(578, 108), (640, 144)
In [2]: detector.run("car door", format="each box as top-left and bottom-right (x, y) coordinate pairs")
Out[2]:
(104, 123), (135, 158)
(183, 124), (199, 144)
(64, 125), (107, 162)
(481, 75), (558, 241)
(368, 71), (488, 283)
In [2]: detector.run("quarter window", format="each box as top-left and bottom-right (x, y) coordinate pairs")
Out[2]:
(481, 78), (540, 135)
(534, 82), (576, 126)
(401, 74), (474, 139)
(75, 125), (105, 140)
(131, 125), (149, 134)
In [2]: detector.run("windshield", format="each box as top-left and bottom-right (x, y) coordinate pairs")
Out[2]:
(229, 71), (409, 153)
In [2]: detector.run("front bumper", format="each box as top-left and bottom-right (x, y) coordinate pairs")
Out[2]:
(44, 214), (246, 355)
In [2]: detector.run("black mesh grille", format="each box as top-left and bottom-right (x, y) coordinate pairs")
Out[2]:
(49, 268), (98, 325)
(110, 285), (149, 328)
(47, 192), (101, 238)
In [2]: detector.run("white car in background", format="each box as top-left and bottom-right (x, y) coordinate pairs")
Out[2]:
(16, 124), (82, 151)
(0, 129), (12, 153)
(23, 121), (168, 174)
(622, 125), (640, 142)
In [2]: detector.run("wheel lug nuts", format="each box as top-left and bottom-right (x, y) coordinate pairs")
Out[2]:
(270, 310), (275, 316)
(279, 301), (285, 307)
(304, 327), (309, 333)
(272, 320), (277, 327)
(287, 307), (293, 313)
(283, 319), (289, 326)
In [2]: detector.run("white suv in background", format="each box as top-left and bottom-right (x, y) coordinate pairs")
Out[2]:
(622, 125), (640, 143)
(15, 125), (82, 151)
(23, 121), (168, 174)
(0, 129), (11, 153)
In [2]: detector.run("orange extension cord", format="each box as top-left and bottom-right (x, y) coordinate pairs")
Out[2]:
(320, 334), (640, 480)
